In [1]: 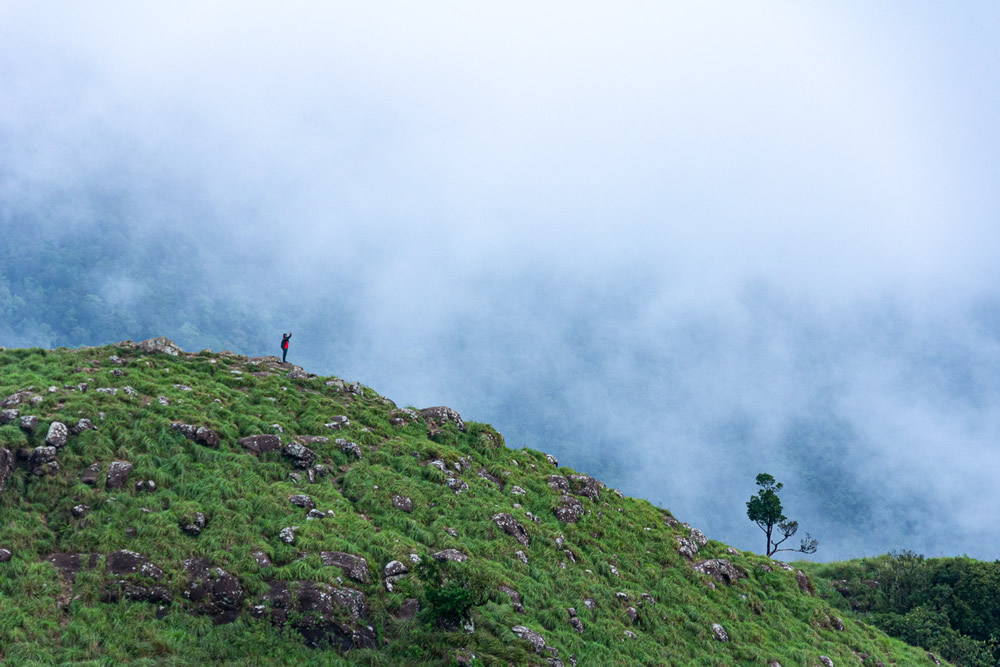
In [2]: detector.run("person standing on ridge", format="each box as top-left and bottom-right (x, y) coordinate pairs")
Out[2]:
(281, 332), (292, 363)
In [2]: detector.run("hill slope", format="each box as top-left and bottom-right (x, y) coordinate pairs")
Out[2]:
(0, 339), (943, 665)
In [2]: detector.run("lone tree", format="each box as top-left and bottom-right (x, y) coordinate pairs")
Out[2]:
(746, 473), (818, 557)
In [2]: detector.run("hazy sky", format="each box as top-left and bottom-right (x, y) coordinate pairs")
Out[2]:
(3, 2), (1000, 560)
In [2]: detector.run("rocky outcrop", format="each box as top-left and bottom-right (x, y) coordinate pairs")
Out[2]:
(547, 475), (570, 492)
(552, 495), (585, 523)
(20, 415), (39, 433)
(420, 406), (465, 436)
(107, 550), (165, 580)
(138, 337), (183, 356)
(493, 513), (530, 547)
(389, 408), (419, 427)
(320, 552), (370, 583)
(1, 390), (34, 408)
(568, 474), (603, 501)
(692, 559), (746, 585)
(0, 408), (18, 424)
(254, 580), (377, 650)
(182, 558), (244, 624)
(43, 552), (101, 580)
(102, 580), (172, 606)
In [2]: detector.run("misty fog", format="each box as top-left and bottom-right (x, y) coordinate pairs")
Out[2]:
(3, 2), (1000, 560)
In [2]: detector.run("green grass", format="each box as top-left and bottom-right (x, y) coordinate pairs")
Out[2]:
(0, 343), (947, 665)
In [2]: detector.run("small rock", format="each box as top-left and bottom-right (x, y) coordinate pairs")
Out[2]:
(0, 409), (18, 425)
(19, 415), (39, 432)
(279, 526), (297, 544)
(282, 442), (317, 468)
(288, 494), (315, 510)
(493, 513), (531, 547)
(72, 504), (90, 518)
(420, 406), (465, 435)
(432, 549), (468, 562)
(391, 495), (413, 513)
(251, 550), (271, 568)
(516, 550), (529, 564)
(80, 462), (102, 485)
(396, 598), (420, 619)
(624, 630), (637, 639)
(692, 559), (747, 585)
(712, 623), (729, 642)
(553, 495), (585, 523)
(306, 509), (326, 520)
(320, 551), (370, 583)
(71, 418), (95, 434)
(28, 446), (59, 475)
(819, 657), (834, 667)
(0, 548), (11, 562)
(194, 427), (220, 448)
(511, 625), (547, 654)
(0, 390), (33, 408)
(157, 396), (170, 406)
(105, 460), (134, 489)
(795, 570), (815, 595)
(335, 438), (362, 458)
(511, 485), (526, 496)
(325, 416), (350, 430)
(676, 536), (700, 560)
(182, 512), (207, 536)
(238, 434), (282, 454)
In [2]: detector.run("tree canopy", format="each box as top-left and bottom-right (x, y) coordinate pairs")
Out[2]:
(746, 473), (818, 557)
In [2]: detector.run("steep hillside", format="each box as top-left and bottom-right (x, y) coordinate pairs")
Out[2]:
(0, 339), (942, 665)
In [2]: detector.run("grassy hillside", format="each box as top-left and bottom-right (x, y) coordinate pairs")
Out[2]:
(0, 339), (944, 665)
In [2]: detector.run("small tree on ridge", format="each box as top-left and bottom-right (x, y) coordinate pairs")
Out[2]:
(746, 472), (818, 557)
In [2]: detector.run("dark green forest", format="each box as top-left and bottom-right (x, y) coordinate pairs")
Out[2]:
(806, 552), (1000, 666)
